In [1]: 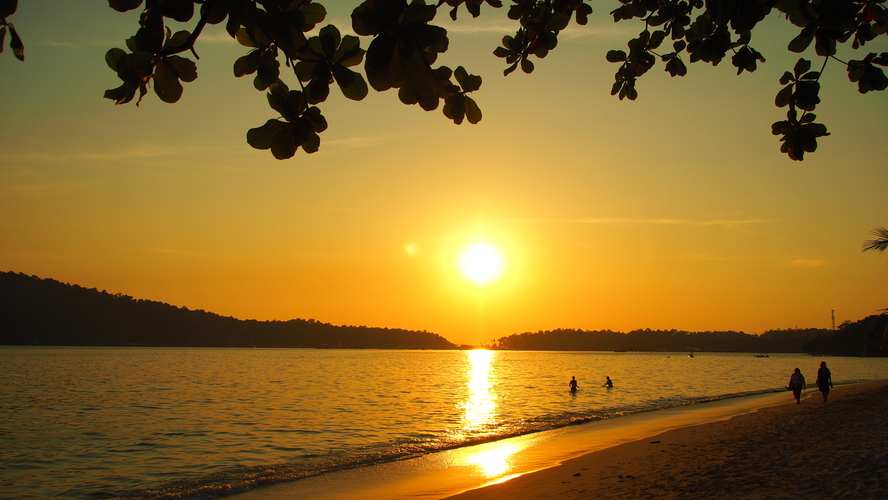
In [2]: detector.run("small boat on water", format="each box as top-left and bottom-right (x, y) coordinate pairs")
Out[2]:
(687, 353), (694, 358)
(754, 354), (770, 358)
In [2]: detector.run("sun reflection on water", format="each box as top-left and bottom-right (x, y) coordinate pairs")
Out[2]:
(462, 349), (497, 431)
(459, 349), (524, 479)
(465, 442), (523, 477)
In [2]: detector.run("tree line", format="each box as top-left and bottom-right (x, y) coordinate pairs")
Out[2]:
(2, 271), (885, 354)
(493, 319), (888, 356)
(0, 272), (455, 349)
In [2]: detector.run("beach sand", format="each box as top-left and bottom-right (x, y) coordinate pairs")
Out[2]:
(446, 381), (888, 500)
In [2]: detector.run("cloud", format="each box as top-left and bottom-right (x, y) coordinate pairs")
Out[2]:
(0, 146), (200, 163)
(572, 217), (768, 227)
(424, 17), (636, 40)
(193, 30), (240, 44)
(788, 259), (828, 268)
(144, 248), (235, 260)
(322, 130), (420, 152)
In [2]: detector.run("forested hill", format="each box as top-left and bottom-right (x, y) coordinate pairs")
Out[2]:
(0, 272), (455, 349)
(493, 319), (888, 356)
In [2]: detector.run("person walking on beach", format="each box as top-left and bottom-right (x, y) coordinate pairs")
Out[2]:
(816, 361), (833, 402)
(603, 376), (613, 388)
(568, 376), (579, 393)
(788, 368), (806, 404)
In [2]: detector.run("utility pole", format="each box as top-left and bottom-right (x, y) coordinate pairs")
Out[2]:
(831, 310), (836, 331)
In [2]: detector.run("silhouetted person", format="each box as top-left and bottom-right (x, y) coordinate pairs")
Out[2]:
(568, 376), (579, 393)
(816, 361), (833, 402)
(603, 376), (613, 388)
(788, 367), (806, 404)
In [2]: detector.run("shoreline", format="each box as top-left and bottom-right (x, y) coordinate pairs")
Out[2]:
(228, 385), (854, 500)
(445, 380), (888, 499)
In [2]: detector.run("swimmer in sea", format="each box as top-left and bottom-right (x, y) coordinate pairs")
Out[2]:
(568, 376), (579, 393)
(603, 376), (613, 388)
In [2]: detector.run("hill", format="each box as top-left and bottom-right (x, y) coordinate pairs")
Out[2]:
(0, 272), (455, 349)
(492, 320), (888, 356)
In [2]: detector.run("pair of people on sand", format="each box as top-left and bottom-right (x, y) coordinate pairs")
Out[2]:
(568, 376), (612, 392)
(787, 361), (833, 404)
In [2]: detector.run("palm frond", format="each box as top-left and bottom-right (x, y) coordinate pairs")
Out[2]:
(861, 226), (888, 254)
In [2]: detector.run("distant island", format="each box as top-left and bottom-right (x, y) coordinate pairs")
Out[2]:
(0, 272), (455, 349)
(1, 271), (885, 355)
(490, 323), (887, 356)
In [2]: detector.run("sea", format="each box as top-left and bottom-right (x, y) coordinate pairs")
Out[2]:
(2, 347), (887, 500)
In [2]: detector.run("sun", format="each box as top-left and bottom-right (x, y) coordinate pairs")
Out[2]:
(457, 242), (505, 286)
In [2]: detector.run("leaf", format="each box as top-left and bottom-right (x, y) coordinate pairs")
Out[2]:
(166, 55), (196, 82)
(793, 58), (811, 78)
(104, 84), (137, 105)
(795, 81), (820, 110)
(778, 71), (794, 85)
(235, 28), (259, 48)
(443, 95), (466, 124)
(775, 85), (793, 107)
(606, 50), (627, 63)
(201, 1), (229, 25)
(8, 23), (23, 61)
(302, 132), (321, 154)
(234, 51), (261, 77)
(163, 30), (191, 51)
(648, 30), (666, 50)
(0, 0), (17, 19)
(520, 57), (534, 74)
(135, 18), (164, 53)
(331, 66), (369, 101)
(300, 3), (328, 27)
(318, 25), (341, 59)
(665, 57), (687, 77)
(105, 48), (126, 71)
(787, 32), (813, 53)
(153, 59), (183, 103)
(160, 0), (193, 22)
(270, 126), (297, 160)
(246, 119), (286, 150)
(465, 96), (482, 124)
(267, 86), (297, 122)
(304, 107), (328, 133)
(334, 35), (364, 67)
(546, 13), (571, 32)
(108, 0), (143, 13)
(454, 66), (482, 93)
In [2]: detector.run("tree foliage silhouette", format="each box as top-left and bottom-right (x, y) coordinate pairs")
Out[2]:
(862, 226), (888, 256)
(2, 0), (887, 160)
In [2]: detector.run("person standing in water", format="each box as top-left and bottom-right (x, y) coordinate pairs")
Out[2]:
(816, 361), (833, 402)
(788, 367), (806, 404)
(603, 376), (613, 388)
(568, 376), (579, 393)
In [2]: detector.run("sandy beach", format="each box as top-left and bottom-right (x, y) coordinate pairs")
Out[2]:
(446, 381), (888, 500)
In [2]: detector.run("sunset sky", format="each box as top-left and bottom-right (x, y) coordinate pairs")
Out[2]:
(1, 1), (886, 345)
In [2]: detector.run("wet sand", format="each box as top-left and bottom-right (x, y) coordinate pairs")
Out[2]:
(446, 381), (888, 500)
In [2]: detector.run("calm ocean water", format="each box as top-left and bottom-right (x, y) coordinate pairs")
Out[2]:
(2, 347), (887, 499)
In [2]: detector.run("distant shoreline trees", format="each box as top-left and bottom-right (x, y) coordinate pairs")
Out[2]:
(2, 271), (884, 355)
(0, 271), (455, 349)
(492, 321), (888, 356)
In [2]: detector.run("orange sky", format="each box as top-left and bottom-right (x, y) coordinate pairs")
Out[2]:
(1, 2), (886, 344)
